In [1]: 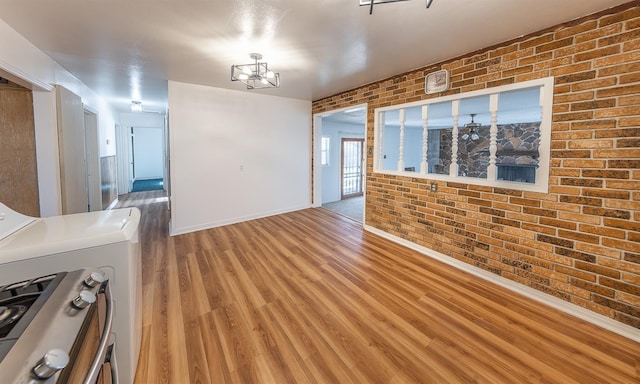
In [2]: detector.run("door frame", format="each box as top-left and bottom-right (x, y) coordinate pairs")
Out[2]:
(312, 103), (367, 212)
(116, 115), (168, 195)
(115, 123), (131, 195)
(83, 107), (101, 211)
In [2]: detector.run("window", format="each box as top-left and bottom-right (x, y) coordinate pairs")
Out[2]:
(373, 77), (553, 192)
(321, 136), (331, 166)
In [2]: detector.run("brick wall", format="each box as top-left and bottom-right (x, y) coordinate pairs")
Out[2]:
(312, 2), (640, 328)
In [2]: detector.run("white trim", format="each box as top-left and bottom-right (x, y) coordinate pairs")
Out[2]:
(363, 223), (640, 343)
(312, 114), (323, 208)
(0, 59), (53, 91)
(316, 103), (368, 117)
(32, 90), (62, 217)
(373, 76), (554, 193)
(312, 102), (368, 210)
(115, 123), (131, 195)
(376, 77), (554, 113)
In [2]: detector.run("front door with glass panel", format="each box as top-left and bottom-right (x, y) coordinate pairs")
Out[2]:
(341, 138), (364, 199)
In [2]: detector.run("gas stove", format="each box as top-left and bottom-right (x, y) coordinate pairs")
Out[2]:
(0, 202), (141, 383)
(0, 268), (113, 383)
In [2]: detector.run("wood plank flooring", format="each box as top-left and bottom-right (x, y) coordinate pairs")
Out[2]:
(120, 191), (640, 384)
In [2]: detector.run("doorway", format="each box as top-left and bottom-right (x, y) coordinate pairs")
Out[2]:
(313, 104), (367, 222)
(130, 127), (164, 191)
(0, 79), (40, 216)
(116, 113), (167, 196)
(341, 138), (364, 199)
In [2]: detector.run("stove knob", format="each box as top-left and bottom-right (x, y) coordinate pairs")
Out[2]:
(84, 271), (106, 288)
(32, 348), (69, 379)
(71, 290), (96, 309)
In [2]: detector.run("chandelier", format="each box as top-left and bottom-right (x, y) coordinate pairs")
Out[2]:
(462, 114), (480, 141)
(231, 53), (280, 89)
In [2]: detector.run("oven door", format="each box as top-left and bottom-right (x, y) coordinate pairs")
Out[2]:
(57, 280), (116, 384)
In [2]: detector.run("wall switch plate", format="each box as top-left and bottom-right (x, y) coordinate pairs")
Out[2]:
(430, 182), (438, 192)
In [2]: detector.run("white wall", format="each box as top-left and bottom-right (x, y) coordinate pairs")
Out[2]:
(120, 112), (165, 129)
(56, 69), (118, 158)
(0, 19), (118, 216)
(32, 91), (60, 216)
(168, 81), (312, 235)
(320, 120), (365, 204)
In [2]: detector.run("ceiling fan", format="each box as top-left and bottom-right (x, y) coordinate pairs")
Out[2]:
(360, 0), (434, 15)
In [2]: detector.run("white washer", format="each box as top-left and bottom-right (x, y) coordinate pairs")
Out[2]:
(0, 202), (142, 384)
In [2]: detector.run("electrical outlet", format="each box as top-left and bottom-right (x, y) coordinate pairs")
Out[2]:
(430, 182), (438, 192)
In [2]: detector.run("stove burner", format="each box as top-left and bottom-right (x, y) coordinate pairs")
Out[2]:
(0, 274), (63, 343)
(0, 305), (27, 330)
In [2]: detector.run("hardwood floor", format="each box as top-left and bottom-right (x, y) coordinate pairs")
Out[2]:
(120, 191), (640, 384)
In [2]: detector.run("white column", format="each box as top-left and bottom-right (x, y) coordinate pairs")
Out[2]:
(536, 85), (546, 182)
(377, 111), (385, 170)
(420, 105), (429, 174)
(397, 108), (405, 172)
(487, 93), (499, 180)
(450, 100), (459, 176)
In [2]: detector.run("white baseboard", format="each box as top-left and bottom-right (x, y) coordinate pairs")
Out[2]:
(363, 224), (640, 343)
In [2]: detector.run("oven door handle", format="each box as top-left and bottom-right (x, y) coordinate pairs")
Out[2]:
(83, 280), (115, 384)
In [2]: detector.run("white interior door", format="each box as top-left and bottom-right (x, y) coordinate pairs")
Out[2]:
(56, 85), (88, 214)
(132, 127), (164, 180)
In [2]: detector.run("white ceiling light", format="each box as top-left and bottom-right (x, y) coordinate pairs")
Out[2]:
(131, 100), (143, 112)
(231, 53), (280, 90)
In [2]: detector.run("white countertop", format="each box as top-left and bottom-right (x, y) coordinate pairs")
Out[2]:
(0, 205), (141, 264)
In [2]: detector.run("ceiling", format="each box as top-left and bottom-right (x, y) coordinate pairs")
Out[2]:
(0, 0), (630, 114)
